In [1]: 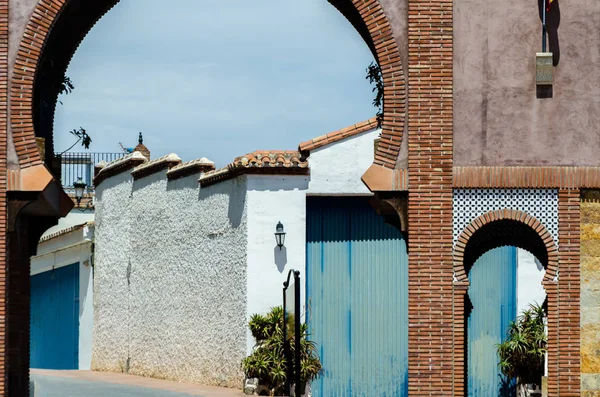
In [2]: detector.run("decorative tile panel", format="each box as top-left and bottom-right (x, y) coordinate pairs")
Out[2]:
(453, 189), (559, 247)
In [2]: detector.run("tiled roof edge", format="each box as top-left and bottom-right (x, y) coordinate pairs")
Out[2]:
(298, 117), (378, 153)
(39, 221), (94, 243)
(131, 153), (182, 180)
(200, 150), (309, 187)
(94, 151), (148, 186)
(167, 157), (216, 181)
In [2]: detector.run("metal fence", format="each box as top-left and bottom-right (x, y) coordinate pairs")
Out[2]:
(57, 152), (125, 194)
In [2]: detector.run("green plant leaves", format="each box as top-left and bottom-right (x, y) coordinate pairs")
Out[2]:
(366, 61), (384, 129)
(242, 306), (322, 395)
(496, 302), (547, 386)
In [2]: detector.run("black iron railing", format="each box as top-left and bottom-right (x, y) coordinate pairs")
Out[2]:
(56, 152), (125, 194)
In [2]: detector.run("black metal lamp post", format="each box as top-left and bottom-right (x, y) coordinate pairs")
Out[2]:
(275, 221), (286, 250)
(73, 177), (87, 207)
(283, 269), (301, 397)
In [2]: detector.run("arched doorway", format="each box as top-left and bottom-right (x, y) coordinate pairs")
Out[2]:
(453, 210), (559, 397)
(7, 0), (407, 395)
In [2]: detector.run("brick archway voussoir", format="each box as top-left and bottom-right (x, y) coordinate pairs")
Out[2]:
(453, 209), (559, 285)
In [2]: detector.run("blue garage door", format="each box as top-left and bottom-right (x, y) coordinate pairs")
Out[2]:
(468, 247), (517, 397)
(307, 197), (408, 397)
(30, 263), (80, 369)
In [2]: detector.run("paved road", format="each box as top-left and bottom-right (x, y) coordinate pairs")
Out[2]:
(30, 370), (246, 397)
(31, 374), (201, 397)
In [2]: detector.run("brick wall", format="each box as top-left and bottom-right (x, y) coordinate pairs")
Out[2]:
(406, 0), (454, 395)
(0, 0), (8, 393)
(557, 190), (582, 396)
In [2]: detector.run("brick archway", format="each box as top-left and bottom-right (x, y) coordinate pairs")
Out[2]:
(453, 208), (559, 285)
(10, 0), (406, 171)
(451, 208), (560, 396)
(6, 2), (406, 394)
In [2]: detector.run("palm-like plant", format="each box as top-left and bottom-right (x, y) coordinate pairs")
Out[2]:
(497, 303), (547, 388)
(242, 306), (322, 396)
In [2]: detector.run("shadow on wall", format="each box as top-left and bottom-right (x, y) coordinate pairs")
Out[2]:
(198, 178), (246, 229)
(274, 246), (287, 273)
(538, 0), (561, 66)
(165, 173), (247, 229)
(247, 176), (309, 193)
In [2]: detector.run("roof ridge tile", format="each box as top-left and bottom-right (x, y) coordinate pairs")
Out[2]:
(298, 117), (378, 153)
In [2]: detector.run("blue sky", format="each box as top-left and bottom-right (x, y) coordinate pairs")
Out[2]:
(53, 0), (375, 167)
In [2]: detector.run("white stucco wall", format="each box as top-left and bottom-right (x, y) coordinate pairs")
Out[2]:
(245, 175), (309, 354)
(307, 128), (379, 195)
(93, 128), (382, 385)
(79, 226), (94, 370)
(241, 129), (379, 352)
(31, 221), (94, 370)
(516, 248), (546, 315)
(94, 169), (248, 388)
(94, 171), (133, 373)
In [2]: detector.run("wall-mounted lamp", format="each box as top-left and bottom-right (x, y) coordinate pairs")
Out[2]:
(275, 221), (286, 250)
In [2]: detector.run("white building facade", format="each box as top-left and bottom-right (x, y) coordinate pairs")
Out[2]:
(91, 119), (545, 390)
(30, 211), (95, 370)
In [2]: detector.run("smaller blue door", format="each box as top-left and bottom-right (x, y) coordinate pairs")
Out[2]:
(30, 263), (80, 369)
(467, 247), (517, 397)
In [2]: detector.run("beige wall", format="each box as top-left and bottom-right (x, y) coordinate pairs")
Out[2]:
(581, 200), (600, 395)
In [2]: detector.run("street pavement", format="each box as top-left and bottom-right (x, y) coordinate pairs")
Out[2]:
(30, 370), (246, 397)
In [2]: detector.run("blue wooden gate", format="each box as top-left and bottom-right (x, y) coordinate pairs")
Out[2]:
(467, 247), (517, 397)
(306, 197), (408, 397)
(30, 263), (80, 369)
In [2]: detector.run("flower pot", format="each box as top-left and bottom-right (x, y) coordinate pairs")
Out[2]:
(517, 383), (542, 397)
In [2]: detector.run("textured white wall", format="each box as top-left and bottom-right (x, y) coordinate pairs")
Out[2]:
(94, 170), (247, 388)
(94, 171), (133, 373)
(307, 128), (379, 195)
(516, 248), (546, 315)
(31, 222), (95, 370)
(246, 175), (309, 354)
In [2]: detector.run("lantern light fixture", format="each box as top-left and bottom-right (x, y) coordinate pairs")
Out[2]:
(275, 221), (286, 250)
(73, 177), (87, 207)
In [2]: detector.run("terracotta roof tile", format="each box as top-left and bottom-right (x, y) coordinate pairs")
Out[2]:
(200, 150), (308, 187)
(298, 117), (378, 153)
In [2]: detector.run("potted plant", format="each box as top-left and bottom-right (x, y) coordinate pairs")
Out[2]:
(242, 306), (322, 396)
(496, 303), (547, 397)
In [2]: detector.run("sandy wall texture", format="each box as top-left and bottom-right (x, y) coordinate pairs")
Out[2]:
(581, 200), (600, 396)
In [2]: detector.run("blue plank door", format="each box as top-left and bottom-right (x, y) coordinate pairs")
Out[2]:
(30, 263), (80, 369)
(306, 197), (409, 397)
(467, 247), (517, 397)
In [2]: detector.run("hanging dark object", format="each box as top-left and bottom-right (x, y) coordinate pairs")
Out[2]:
(536, 0), (560, 98)
(538, 0), (561, 66)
